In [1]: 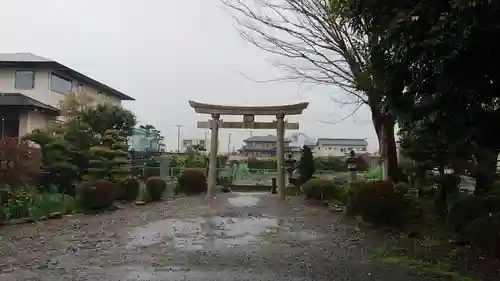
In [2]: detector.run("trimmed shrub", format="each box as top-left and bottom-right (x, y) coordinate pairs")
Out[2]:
(177, 168), (207, 195)
(119, 176), (140, 201)
(466, 213), (500, 257)
(77, 179), (116, 210)
(300, 178), (345, 201)
(346, 180), (405, 226)
(447, 194), (500, 234)
(146, 177), (166, 201)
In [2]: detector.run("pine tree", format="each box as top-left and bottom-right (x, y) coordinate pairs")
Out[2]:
(43, 137), (78, 194)
(87, 129), (130, 182)
(296, 145), (315, 185)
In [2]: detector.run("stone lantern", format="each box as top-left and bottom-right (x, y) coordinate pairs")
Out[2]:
(346, 150), (358, 181)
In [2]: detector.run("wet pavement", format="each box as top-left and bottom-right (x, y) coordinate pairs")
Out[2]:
(0, 192), (442, 280)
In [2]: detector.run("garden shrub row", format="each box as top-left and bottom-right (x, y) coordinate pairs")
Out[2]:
(300, 178), (347, 202)
(447, 194), (500, 257)
(176, 168), (207, 195)
(296, 168), (500, 257)
(1, 176), (169, 222)
(1, 185), (78, 222)
(299, 177), (408, 226)
(76, 176), (168, 211)
(246, 156), (371, 171)
(346, 180), (406, 226)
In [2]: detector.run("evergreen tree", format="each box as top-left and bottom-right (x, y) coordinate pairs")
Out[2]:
(297, 145), (315, 185)
(44, 137), (78, 193)
(87, 129), (130, 182)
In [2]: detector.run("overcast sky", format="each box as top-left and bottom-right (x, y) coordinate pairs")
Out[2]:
(0, 0), (379, 152)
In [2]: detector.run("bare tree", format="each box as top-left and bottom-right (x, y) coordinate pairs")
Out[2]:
(222, 0), (401, 180)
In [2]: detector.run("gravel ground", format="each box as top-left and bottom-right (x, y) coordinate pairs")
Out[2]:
(0, 192), (446, 281)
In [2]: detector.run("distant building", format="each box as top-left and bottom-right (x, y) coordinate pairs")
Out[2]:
(128, 127), (162, 152)
(0, 52), (134, 138)
(313, 138), (368, 157)
(238, 135), (301, 158)
(182, 138), (209, 151)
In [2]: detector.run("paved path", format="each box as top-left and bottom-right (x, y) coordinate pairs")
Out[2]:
(0, 192), (441, 281)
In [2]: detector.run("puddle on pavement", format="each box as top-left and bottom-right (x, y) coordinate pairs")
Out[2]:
(227, 192), (263, 207)
(127, 215), (280, 250)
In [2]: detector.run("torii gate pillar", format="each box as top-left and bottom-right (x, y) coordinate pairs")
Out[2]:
(189, 101), (309, 201)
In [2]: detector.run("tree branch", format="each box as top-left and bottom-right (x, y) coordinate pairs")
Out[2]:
(222, 0), (370, 105)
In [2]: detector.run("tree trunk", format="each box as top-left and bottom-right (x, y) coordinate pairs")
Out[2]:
(372, 110), (400, 182)
(473, 149), (498, 195)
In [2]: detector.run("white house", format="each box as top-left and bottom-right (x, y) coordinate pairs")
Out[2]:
(0, 53), (134, 138)
(313, 138), (368, 157)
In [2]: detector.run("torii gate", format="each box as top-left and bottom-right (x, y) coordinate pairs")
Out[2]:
(188, 101), (309, 200)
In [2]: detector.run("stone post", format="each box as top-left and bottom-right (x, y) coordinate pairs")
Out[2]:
(207, 114), (220, 201)
(276, 114), (286, 200)
(159, 155), (172, 197)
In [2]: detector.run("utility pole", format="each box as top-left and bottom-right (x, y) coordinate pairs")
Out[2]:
(204, 131), (208, 149)
(175, 125), (183, 152)
(227, 133), (232, 154)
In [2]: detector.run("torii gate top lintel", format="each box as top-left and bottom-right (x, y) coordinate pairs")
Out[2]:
(188, 100), (309, 116)
(189, 100), (309, 201)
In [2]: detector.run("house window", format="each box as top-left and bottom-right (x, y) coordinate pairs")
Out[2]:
(362, 147), (367, 151)
(15, 70), (35, 89)
(50, 73), (72, 94)
(340, 148), (346, 152)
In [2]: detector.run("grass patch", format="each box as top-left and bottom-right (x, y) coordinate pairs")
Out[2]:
(370, 250), (479, 281)
(4, 191), (79, 220)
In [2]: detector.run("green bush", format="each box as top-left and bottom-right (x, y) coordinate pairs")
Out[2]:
(466, 213), (500, 257)
(118, 176), (140, 201)
(300, 178), (345, 201)
(363, 167), (383, 180)
(146, 177), (166, 201)
(3, 185), (77, 220)
(447, 194), (500, 234)
(346, 180), (405, 226)
(247, 158), (276, 170)
(177, 168), (207, 195)
(77, 179), (116, 210)
(314, 157), (346, 171)
(403, 196), (425, 220)
(3, 185), (34, 219)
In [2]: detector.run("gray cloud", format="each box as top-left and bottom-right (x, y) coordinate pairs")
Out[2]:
(0, 0), (378, 152)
